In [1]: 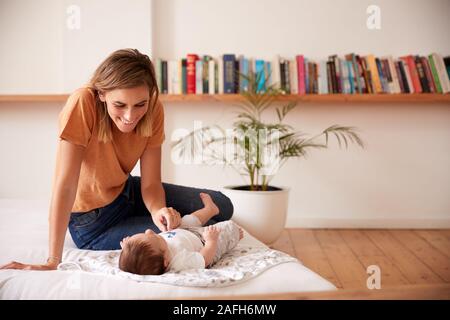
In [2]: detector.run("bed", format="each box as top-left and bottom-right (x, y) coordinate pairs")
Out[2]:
(0, 199), (336, 299)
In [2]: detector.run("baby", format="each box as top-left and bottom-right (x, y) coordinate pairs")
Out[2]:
(119, 193), (243, 275)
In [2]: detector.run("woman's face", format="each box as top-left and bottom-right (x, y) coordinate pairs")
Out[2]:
(99, 85), (149, 133)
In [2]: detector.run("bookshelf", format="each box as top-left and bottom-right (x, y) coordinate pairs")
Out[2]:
(0, 93), (449, 104)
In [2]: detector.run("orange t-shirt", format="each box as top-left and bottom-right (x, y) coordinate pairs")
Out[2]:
(58, 87), (165, 213)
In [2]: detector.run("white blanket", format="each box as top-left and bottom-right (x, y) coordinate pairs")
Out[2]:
(58, 245), (298, 287)
(0, 199), (337, 299)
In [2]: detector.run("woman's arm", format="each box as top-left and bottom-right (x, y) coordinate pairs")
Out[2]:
(1, 139), (84, 270)
(48, 139), (85, 264)
(140, 145), (181, 231)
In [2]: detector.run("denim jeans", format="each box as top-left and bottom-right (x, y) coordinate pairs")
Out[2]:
(68, 175), (234, 250)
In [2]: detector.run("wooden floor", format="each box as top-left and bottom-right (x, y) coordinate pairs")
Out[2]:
(270, 229), (450, 295)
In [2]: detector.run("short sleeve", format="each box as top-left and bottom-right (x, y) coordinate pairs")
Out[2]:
(168, 250), (205, 272)
(145, 100), (165, 149)
(58, 88), (96, 147)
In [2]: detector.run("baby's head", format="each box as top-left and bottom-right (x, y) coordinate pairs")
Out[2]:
(119, 229), (170, 275)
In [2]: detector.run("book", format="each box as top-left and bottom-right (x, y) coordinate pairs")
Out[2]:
(400, 55), (422, 93)
(421, 56), (436, 93)
(365, 55), (383, 93)
(181, 58), (187, 94)
(385, 56), (401, 93)
(202, 55), (213, 94)
(399, 59), (414, 93)
(167, 60), (180, 94)
(272, 55), (281, 90)
(289, 59), (298, 94)
(414, 56), (430, 93)
(223, 54), (236, 94)
(296, 55), (306, 94)
(255, 59), (266, 93)
(431, 53), (450, 93)
(187, 54), (199, 94)
(161, 60), (168, 94)
(395, 61), (407, 93)
(239, 56), (249, 92)
(345, 54), (361, 94)
(444, 56), (450, 80)
(318, 60), (329, 94)
(428, 54), (443, 93)
(209, 59), (216, 94)
(218, 55), (224, 94)
(195, 59), (203, 94)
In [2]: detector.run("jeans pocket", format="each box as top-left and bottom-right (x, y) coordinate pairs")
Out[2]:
(71, 209), (102, 229)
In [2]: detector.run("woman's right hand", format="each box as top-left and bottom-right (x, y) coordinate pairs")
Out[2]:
(0, 260), (59, 271)
(152, 207), (181, 232)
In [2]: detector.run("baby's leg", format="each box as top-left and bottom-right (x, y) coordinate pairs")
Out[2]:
(190, 193), (219, 225)
(208, 221), (241, 266)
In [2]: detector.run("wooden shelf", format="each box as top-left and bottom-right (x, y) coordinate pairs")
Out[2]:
(0, 93), (449, 104)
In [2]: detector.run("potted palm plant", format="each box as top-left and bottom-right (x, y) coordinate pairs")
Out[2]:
(172, 71), (364, 244)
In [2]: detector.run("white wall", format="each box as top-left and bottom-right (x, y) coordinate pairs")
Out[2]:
(1, 0), (449, 228)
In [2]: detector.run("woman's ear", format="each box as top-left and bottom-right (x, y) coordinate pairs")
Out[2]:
(98, 91), (106, 102)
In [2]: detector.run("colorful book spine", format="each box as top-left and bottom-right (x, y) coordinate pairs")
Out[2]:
(195, 60), (203, 94)
(209, 59), (216, 94)
(318, 60), (329, 94)
(181, 58), (187, 94)
(223, 54), (236, 94)
(272, 55), (281, 90)
(290, 59), (298, 94)
(386, 56), (401, 93)
(414, 56), (430, 93)
(365, 55), (383, 93)
(187, 54), (199, 94)
(421, 56), (436, 93)
(400, 55), (422, 93)
(202, 55), (212, 93)
(395, 61), (406, 93)
(161, 60), (168, 94)
(255, 59), (266, 93)
(240, 57), (249, 92)
(428, 54), (443, 93)
(296, 55), (305, 94)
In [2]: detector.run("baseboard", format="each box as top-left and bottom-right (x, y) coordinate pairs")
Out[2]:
(286, 216), (450, 229)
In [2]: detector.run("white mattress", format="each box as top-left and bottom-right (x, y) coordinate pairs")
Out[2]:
(0, 199), (336, 299)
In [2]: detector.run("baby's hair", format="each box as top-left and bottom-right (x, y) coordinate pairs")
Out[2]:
(119, 239), (165, 275)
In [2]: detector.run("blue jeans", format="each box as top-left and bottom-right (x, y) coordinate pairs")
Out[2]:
(68, 175), (234, 250)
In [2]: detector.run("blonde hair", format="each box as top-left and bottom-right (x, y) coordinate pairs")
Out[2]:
(119, 239), (165, 275)
(88, 48), (160, 143)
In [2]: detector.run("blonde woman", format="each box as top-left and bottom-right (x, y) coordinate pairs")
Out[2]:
(1, 49), (233, 271)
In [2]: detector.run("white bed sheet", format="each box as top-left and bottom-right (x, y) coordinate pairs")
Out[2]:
(0, 199), (336, 299)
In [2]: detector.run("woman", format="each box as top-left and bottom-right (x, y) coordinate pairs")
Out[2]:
(1, 49), (233, 271)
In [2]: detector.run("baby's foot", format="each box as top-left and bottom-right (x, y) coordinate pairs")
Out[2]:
(199, 193), (219, 216)
(239, 227), (244, 240)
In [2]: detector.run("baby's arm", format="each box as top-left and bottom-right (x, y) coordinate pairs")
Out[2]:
(200, 225), (220, 267)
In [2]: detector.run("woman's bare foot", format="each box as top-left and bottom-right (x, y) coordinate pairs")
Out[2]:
(239, 227), (244, 240)
(199, 193), (219, 216)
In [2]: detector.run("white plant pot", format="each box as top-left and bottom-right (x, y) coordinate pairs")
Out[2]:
(221, 185), (290, 245)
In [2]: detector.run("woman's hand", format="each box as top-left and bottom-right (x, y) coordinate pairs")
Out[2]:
(152, 207), (181, 232)
(0, 260), (59, 271)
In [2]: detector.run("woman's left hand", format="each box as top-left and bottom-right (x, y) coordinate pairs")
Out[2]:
(153, 207), (181, 232)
